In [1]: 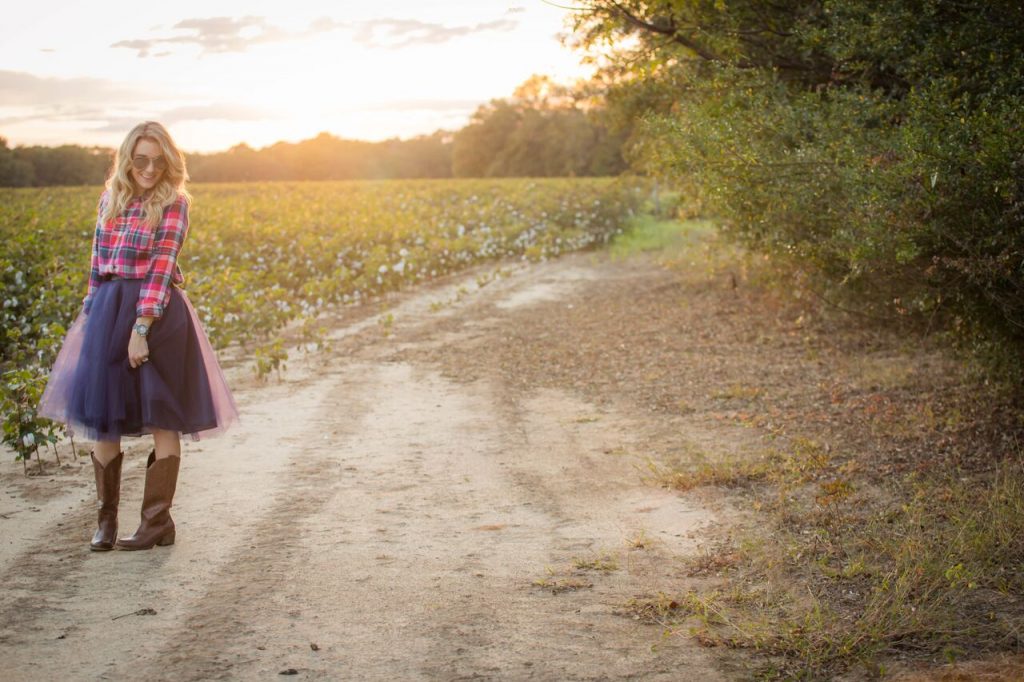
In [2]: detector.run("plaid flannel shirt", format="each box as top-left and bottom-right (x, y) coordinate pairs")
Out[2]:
(81, 190), (189, 319)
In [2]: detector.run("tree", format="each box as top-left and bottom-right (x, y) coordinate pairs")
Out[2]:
(0, 138), (34, 187)
(570, 0), (1024, 377)
(452, 75), (627, 178)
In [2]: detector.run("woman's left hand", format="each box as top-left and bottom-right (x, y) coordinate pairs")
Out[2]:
(128, 332), (150, 368)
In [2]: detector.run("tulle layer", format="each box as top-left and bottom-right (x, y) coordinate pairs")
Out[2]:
(38, 279), (240, 442)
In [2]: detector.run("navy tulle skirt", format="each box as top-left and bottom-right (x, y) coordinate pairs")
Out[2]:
(38, 277), (239, 442)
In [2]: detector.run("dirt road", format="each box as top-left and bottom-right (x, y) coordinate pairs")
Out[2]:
(0, 251), (752, 681)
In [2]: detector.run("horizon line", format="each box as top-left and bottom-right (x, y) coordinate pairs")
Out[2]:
(1, 127), (458, 156)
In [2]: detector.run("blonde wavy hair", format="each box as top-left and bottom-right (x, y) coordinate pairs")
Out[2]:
(102, 121), (192, 228)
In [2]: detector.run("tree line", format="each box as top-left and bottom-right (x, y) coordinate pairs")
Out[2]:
(0, 75), (626, 186)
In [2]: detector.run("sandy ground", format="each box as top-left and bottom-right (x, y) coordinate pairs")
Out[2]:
(0, 252), (750, 681)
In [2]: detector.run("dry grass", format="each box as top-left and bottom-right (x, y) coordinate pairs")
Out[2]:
(614, 220), (1024, 679)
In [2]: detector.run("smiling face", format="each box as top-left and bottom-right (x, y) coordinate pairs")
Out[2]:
(129, 137), (166, 192)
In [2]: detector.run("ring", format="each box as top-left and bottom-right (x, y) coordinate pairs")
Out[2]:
(141, 357), (149, 363)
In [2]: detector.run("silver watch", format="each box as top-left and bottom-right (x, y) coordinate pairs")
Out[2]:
(133, 323), (150, 337)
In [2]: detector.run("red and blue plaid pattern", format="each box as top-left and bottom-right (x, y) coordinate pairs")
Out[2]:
(82, 191), (189, 319)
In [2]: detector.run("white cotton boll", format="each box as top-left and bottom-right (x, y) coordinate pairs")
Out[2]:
(393, 261), (405, 274)
(399, 248), (409, 257)
(22, 433), (35, 447)
(378, 264), (389, 274)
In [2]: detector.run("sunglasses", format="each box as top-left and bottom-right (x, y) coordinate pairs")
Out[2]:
(132, 154), (168, 172)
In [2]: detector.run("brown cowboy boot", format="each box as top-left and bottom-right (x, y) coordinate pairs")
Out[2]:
(90, 450), (123, 551)
(115, 450), (180, 550)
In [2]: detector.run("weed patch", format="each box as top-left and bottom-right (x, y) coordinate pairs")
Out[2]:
(619, 220), (1024, 678)
(609, 216), (715, 259)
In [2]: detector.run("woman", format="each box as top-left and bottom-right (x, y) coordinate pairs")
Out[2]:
(38, 121), (239, 551)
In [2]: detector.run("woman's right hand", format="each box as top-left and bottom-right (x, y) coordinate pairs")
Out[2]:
(128, 332), (150, 369)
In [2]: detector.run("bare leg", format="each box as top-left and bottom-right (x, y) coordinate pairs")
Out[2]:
(151, 428), (181, 460)
(93, 439), (122, 466)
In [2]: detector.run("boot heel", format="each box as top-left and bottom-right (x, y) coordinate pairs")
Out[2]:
(157, 530), (175, 546)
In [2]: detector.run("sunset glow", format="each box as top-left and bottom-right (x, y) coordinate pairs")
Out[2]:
(0, 1), (592, 152)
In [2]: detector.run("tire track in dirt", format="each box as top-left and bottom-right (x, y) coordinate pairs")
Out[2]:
(0, 366), (353, 680)
(121, 362), (720, 680)
(99, 362), (377, 681)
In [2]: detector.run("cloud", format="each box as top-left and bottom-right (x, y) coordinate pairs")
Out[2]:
(161, 103), (271, 124)
(363, 98), (483, 113)
(168, 16), (289, 51)
(0, 70), (140, 107)
(88, 116), (168, 134)
(0, 70), (270, 137)
(352, 18), (518, 49)
(87, 103), (273, 132)
(112, 15), (288, 57)
(110, 39), (157, 58)
(0, 108), (100, 128)
(112, 14), (520, 57)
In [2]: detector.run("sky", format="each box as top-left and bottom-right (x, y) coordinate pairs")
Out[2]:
(0, 1), (595, 153)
